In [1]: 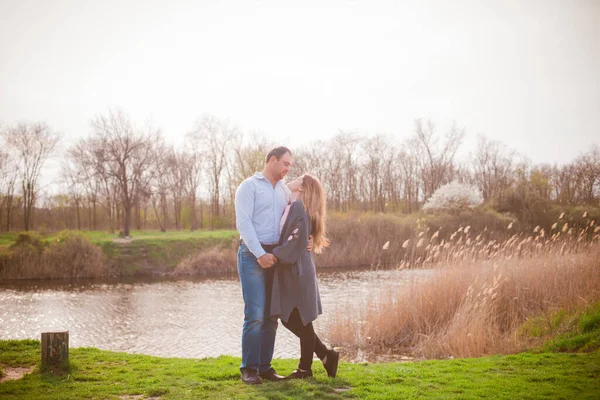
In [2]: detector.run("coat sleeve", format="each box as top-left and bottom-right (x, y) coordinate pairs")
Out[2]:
(272, 212), (309, 265)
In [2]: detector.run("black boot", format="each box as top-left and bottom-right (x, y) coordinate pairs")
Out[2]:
(286, 368), (313, 379)
(323, 349), (340, 378)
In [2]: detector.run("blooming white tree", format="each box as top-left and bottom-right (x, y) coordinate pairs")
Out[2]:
(423, 181), (483, 211)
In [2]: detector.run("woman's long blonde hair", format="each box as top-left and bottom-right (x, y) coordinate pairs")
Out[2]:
(301, 174), (330, 253)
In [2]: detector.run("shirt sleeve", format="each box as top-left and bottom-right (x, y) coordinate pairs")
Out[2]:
(272, 208), (309, 264)
(282, 183), (292, 203)
(235, 180), (266, 259)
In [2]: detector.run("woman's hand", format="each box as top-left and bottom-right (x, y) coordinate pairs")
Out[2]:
(306, 235), (314, 252)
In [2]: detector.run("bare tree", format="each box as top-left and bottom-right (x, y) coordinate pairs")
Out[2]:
(60, 159), (84, 230)
(336, 132), (361, 211)
(361, 135), (394, 212)
(576, 145), (600, 205)
(182, 148), (203, 231)
(0, 149), (18, 231)
(166, 150), (189, 230)
(1, 122), (60, 231)
(397, 146), (419, 213)
(413, 119), (465, 201)
(148, 143), (170, 232)
(472, 134), (516, 202)
(68, 137), (117, 232)
(231, 132), (272, 187)
(90, 109), (159, 237)
(188, 115), (238, 229)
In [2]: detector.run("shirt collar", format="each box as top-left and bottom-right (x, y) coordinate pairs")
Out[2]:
(254, 172), (267, 180)
(254, 172), (285, 187)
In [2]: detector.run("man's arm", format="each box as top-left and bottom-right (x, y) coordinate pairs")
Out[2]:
(235, 180), (266, 259)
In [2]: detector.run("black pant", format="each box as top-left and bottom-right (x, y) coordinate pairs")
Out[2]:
(281, 308), (328, 371)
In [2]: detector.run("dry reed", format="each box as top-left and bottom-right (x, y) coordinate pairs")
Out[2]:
(324, 215), (600, 359)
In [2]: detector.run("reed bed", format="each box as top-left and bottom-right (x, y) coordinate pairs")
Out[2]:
(316, 209), (514, 268)
(325, 214), (600, 359)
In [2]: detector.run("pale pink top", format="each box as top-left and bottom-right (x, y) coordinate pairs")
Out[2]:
(280, 204), (291, 234)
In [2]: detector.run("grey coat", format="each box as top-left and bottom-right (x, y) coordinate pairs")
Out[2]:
(269, 200), (323, 326)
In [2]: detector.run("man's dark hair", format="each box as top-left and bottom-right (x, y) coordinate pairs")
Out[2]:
(265, 146), (292, 164)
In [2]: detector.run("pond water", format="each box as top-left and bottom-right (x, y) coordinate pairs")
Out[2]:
(0, 269), (432, 360)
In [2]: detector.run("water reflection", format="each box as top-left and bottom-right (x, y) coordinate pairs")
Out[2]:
(0, 269), (431, 359)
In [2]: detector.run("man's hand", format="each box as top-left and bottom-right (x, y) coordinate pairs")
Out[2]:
(257, 253), (277, 269)
(306, 235), (314, 252)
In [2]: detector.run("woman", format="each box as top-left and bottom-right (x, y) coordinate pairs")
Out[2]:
(270, 174), (340, 379)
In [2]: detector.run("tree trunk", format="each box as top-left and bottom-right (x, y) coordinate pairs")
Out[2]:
(143, 199), (148, 229)
(122, 203), (131, 237)
(135, 196), (141, 230)
(160, 192), (168, 232)
(199, 199), (204, 229)
(189, 193), (197, 231)
(41, 331), (69, 372)
(92, 199), (97, 230)
(75, 198), (81, 230)
(6, 195), (13, 231)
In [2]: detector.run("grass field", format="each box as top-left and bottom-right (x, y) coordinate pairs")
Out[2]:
(1, 304), (599, 399)
(0, 341), (598, 399)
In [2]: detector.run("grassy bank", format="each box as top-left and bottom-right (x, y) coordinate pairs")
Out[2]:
(0, 339), (598, 399)
(0, 230), (239, 280)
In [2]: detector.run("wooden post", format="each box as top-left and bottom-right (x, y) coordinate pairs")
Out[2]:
(41, 331), (69, 371)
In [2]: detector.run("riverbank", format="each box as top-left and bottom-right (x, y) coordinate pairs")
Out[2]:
(0, 230), (239, 280)
(0, 207), (597, 280)
(1, 339), (598, 399)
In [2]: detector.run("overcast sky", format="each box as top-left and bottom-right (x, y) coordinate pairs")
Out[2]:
(1, 0), (599, 169)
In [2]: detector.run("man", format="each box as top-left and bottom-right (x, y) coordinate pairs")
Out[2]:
(235, 146), (293, 384)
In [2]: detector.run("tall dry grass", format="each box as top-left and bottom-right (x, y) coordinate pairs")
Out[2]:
(316, 209), (515, 268)
(320, 210), (599, 269)
(173, 244), (238, 276)
(325, 215), (600, 359)
(0, 232), (106, 279)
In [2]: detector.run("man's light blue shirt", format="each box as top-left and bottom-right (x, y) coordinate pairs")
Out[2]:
(235, 172), (291, 258)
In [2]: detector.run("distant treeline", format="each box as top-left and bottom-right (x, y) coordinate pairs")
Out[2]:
(0, 111), (598, 234)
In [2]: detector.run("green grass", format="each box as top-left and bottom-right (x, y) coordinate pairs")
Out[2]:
(0, 229), (238, 248)
(518, 302), (600, 354)
(542, 303), (600, 353)
(2, 304), (600, 398)
(0, 340), (598, 399)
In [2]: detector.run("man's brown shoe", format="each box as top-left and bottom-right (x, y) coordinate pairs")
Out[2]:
(241, 369), (263, 385)
(259, 368), (285, 382)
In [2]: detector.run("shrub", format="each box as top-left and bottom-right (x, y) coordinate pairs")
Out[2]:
(10, 231), (47, 253)
(43, 231), (106, 278)
(1, 231), (106, 279)
(423, 182), (483, 212)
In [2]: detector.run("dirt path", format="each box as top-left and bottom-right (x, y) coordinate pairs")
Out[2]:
(0, 366), (35, 383)
(112, 238), (134, 244)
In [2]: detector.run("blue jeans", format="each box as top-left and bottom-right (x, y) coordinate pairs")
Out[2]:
(237, 243), (278, 373)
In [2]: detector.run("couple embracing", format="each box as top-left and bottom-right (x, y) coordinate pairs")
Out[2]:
(234, 146), (340, 384)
